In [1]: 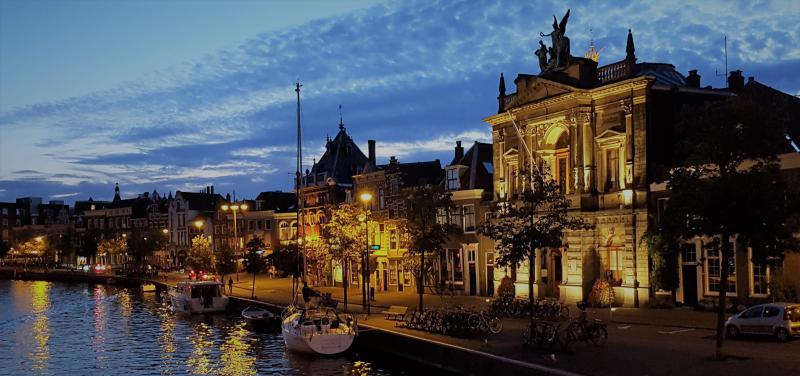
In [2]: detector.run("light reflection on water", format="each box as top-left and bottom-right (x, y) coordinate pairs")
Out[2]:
(0, 280), (428, 376)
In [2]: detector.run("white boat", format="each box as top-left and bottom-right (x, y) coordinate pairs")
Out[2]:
(141, 283), (157, 293)
(281, 305), (357, 355)
(169, 281), (229, 314)
(242, 306), (279, 328)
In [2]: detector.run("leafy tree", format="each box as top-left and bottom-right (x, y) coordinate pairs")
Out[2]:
(400, 185), (456, 312)
(79, 228), (103, 261)
(126, 228), (162, 269)
(186, 234), (215, 272)
(660, 91), (798, 359)
(641, 230), (679, 300)
(97, 236), (128, 265)
(215, 244), (238, 281)
(480, 168), (592, 318)
(243, 237), (267, 298)
(321, 202), (367, 311)
(267, 243), (303, 278)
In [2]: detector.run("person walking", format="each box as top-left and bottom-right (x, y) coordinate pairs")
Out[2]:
(228, 276), (234, 295)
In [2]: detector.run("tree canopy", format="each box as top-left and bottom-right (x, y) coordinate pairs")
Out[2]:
(660, 90), (799, 359)
(186, 234), (214, 272)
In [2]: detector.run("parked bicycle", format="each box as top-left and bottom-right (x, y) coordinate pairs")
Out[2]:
(566, 300), (608, 346)
(468, 309), (503, 334)
(523, 320), (569, 350)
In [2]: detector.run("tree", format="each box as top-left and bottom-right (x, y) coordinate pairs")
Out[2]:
(321, 202), (367, 311)
(660, 91), (798, 359)
(186, 234), (215, 272)
(267, 243), (303, 278)
(97, 236), (128, 265)
(80, 228), (103, 262)
(243, 237), (267, 298)
(480, 168), (592, 318)
(641, 230), (679, 300)
(126, 228), (162, 269)
(215, 244), (238, 282)
(400, 185), (457, 312)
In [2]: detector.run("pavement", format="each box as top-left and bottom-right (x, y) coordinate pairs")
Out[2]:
(158, 272), (800, 376)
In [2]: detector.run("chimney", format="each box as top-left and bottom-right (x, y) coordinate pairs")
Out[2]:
(210, 186), (214, 195)
(728, 70), (744, 92)
(389, 156), (398, 167)
(454, 141), (464, 162)
(686, 70), (701, 88)
(368, 140), (376, 167)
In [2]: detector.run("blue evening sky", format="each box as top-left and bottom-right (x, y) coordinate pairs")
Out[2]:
(1, 0), (799, 203)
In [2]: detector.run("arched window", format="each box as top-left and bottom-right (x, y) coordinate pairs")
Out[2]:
(279, 221), (289, 241)
(554, 132), (571, 194)
(290, 221), (298, 240)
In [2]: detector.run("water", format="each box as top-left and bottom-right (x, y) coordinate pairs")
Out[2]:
(0, 280), (426, 376)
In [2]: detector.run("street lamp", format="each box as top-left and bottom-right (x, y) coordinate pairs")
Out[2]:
(359, 192), (373, 316)
(221, 202), (248, 281)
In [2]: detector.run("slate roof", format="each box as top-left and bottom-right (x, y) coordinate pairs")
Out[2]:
(633, 63), (686, 86)
(392, 160), (444, 187)
(448, 142), (493, 192)
(177, 191), (226, 211)
(309, 125), (369, 186)
(740, 79), (800, 151)
(255, 191), (297, 212)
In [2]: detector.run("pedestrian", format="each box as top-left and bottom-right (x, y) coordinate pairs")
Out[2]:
(228, 276), (234, 294)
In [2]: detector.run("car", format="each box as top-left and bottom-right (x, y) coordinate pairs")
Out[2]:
(725, 302), (800, 342)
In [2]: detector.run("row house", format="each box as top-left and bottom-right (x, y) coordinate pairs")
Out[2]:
(168, 187), (226, 264)
(354, 144), (445, 293)
(227, 191), (297, 255)
(298, 119), (369, 286)
(439, 141), (496, 296)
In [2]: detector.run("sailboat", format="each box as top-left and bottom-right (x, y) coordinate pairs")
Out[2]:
(281, 82), (357, 355)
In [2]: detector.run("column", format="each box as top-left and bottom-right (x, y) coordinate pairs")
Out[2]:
(582, 113), (595, 192)
(622, 99), (634, 187)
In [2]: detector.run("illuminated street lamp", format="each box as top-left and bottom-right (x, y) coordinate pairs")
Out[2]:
(359, 192), (373, 315)
(221, 202), (248, 281)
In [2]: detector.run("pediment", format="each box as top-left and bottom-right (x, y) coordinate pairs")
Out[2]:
(595, 129), (625, 140)
(511, 76), (574, 107)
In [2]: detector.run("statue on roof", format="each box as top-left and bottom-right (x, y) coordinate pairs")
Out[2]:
(538, 9), (571, 72)
(535, 40), (548, 72)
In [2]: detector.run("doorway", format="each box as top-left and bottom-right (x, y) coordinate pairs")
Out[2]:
(682, 266), (698, 306)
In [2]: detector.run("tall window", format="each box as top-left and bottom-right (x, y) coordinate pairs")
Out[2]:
(389, 229), (397, 250)
(436, 208), (448, 225)
(389, 261), (398, 285)
(462, 205), (476, 233)
(705, 241), (736, 294)
(748, 248), (769, 297)
(447, 168), (460, 190)
(379, 188), (385, 209)
(279, 221), (289, 240)
(605, 148), (619, 192)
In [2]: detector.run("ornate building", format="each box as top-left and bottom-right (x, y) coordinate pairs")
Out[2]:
(486, 14), (800, 307)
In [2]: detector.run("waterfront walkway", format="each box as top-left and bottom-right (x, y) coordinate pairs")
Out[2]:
(167, 273), (799, 376)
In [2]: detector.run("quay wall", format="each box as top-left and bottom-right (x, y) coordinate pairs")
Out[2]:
(0, 269), (579, 376)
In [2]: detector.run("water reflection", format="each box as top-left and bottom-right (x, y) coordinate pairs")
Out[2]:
(0, 281), (432, 376)
(29, 281), (51, 372)
(219, 322), (257, 376)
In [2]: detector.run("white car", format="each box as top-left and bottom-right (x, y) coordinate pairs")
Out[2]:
(725, 302), (800, 342)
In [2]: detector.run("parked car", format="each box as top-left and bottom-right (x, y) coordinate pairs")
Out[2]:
(725, 303), (800, 342)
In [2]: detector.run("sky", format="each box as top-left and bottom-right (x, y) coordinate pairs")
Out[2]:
(1, 0), (799, 204)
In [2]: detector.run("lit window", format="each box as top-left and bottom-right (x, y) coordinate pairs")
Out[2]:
(705, 241), (736, 294)
(462, 205), (476, 233)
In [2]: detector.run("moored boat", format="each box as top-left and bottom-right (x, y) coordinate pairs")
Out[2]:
(141, 283), (157, 293)
(281, 304), (357, 355)
(169, 280), (228, 314)
(242, 305), (279, 329)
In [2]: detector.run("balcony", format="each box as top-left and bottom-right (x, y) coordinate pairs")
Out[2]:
(597, 60), (632, 84)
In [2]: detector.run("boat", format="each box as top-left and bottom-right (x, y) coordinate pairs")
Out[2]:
(141, 283), (157, 293)
(281, 304), (357, 355)
(168, 280), (229, 314)
(242, 305), (279, 329)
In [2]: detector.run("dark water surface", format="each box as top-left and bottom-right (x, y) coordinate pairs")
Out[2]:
(0, 280), (426, 376)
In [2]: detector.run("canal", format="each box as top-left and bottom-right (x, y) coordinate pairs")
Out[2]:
(0, 280), (436, 375)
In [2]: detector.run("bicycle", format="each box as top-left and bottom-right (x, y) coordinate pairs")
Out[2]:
(566, 301), (608, 346)
(468, 309), (503, 334)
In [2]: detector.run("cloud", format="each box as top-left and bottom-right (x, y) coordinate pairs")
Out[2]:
(1, 0), (799, 202)
(50, 192), (80, 199)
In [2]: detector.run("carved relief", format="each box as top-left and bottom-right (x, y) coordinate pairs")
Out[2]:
(620, 98), (633, 115)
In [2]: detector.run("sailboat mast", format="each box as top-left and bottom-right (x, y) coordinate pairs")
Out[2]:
(295, 82), (304, 287)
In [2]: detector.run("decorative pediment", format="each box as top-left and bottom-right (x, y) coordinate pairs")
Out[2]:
(595, 128), (626, 148)
(502, 147), (519, 162)
(512, 76), (573, 107)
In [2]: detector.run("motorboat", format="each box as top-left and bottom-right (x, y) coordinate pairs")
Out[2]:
(242, 305), (279, 329)
(281, 304), (357, 355)
(169, 280), (229, 314)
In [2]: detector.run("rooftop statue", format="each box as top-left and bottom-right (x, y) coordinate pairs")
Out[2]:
(538, 9), (571, 73)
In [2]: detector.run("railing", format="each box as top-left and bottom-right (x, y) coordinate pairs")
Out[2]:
(597, 60), (631, 83)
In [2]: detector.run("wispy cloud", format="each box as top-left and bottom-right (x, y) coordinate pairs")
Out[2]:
(1, 0), (798, 202)
(50, 192), (80, 199)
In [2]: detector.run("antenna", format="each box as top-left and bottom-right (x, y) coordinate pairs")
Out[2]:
(714, 35), (728, 88)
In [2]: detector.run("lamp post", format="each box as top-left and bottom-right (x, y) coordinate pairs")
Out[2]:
(221, 203), (248, 281)
(161, 228), (169, 269)
(359, 192), (373, 315)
